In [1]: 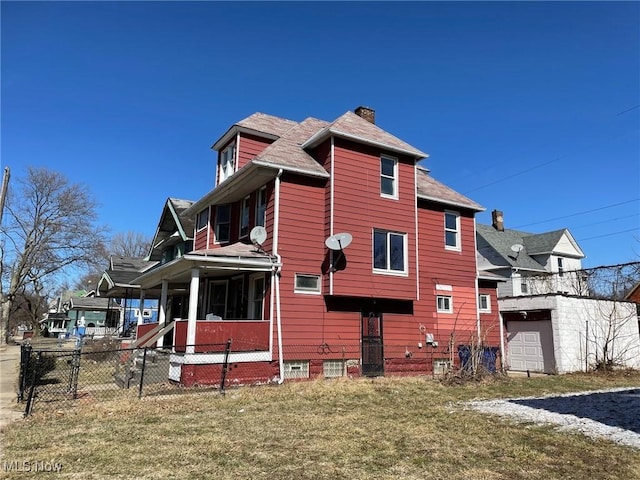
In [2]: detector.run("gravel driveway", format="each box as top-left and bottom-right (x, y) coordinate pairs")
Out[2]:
(466, 387), (640, 449)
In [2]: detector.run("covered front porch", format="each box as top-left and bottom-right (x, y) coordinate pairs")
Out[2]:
(133, 242), (284, 386)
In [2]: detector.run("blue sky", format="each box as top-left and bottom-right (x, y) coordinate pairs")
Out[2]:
(2, 1), (638, 269)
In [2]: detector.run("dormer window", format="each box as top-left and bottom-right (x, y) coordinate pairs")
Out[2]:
(219, 143), (236, 183)
(380, 155), (398, 198)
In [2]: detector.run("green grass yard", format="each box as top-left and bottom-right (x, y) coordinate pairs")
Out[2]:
(2, 372), (640, 480)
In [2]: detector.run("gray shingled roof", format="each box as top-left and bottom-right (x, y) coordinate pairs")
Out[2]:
(476, 223), (548, 272)
(66, 296), (112, 310)
(416, 167), (484, 211)
(522, 229), (567, 255)
(148, 197), (195, 261)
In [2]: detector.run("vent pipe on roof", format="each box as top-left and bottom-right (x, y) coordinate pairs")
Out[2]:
(492, 210), (504, 231)
(354, 106), (375, 124)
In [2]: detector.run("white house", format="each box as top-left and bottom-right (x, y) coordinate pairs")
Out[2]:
(476, 210), (640, 374)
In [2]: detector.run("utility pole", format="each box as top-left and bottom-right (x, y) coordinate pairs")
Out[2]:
(0, 166), (9, 226)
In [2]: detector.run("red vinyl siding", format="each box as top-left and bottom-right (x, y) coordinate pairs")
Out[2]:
(237, 133), (273, 170)
(328, 138), (418, 300)
(478, 285), (501, 346)
(414, 202), (479, 346)
(276, 174), (332, 345)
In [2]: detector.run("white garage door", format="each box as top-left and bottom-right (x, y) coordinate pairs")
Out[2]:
(507, 320), (554, 373)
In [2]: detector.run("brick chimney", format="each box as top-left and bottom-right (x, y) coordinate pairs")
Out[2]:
(492, 210), (504, 231)
(354, 106), (375, 124)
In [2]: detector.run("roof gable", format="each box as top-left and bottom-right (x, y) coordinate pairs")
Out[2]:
(253, 117), (330, 177)
(303, 111), (428, 159)
(523, 229), (585, 258)
(148, 197), (195, 261)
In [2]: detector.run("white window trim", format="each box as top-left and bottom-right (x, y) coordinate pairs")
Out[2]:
(373, 229), (408, 276)
(294, 273), (322, 295)
(283, 361), (309, 379)
(380, 155), (399, 199)
(478, 294), (491, 313)
(239, 196), (250, 238)
(436, 295), (453, 313)
(256, 187), (267, 227)
(219, 143), (236, 184)
(214, 204), (231, 244)
(196, 208), (209, 231)
(444, 210), (461, 251)
(248, 273), (265, 320)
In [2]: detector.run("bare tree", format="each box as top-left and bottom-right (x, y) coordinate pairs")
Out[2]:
(110, 231), (151, 258)
(0, 167), (108, 343)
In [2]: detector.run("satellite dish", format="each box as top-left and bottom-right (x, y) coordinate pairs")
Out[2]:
(325, 232), (352, 251)
(250, 226), (267, 246)
(510, 243), (524, 260)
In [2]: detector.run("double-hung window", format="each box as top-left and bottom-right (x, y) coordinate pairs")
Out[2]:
(256, 187), (267, 227)
(215, 204), (231, 243)
(557, 258), (564, 277)
(380, 156), (398, 198)
(478, 294), (491, 313)
(219, 143), (236, 183)
(239, 196), (250, 238)
(373, 229), (407, 274)
(437, 295), (452, 313)
(444, 211), (460, 250)
(196, 208), (209, 231)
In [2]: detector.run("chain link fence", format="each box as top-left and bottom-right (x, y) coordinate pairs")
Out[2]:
(17, 336), (502, 416)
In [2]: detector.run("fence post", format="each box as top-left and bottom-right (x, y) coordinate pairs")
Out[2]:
(138, 347), (148, 399)
(18, 343), (32, 402)
(219, 339), (232, 395)
(24, 351), (41, 417)
(68, 348), (81, 399)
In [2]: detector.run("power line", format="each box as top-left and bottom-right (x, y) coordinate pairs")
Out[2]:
(568, 213), (638, 231)
(577, 228), (639, 242)
(512, 199), (639, 229)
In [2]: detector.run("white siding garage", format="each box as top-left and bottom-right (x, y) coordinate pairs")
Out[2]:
(507, 319), (555, 373)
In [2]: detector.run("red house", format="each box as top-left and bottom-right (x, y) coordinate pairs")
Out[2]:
(131, 107), (501, 385)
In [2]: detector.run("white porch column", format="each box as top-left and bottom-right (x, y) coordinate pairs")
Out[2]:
(137, 291), (146, 326)
(157, 279), (169, 348)
(186, 268), (200, 354)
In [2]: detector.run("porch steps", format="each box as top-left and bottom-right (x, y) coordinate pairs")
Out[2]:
(114, 349), (171, 389)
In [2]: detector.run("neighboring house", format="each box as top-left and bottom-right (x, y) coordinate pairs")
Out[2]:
(62, 295), (121, 337)
(477, 210), (587, 297)
(116, 106), (502, 385)
(97, 256), (160, 335)
(477, 211), (640, 373)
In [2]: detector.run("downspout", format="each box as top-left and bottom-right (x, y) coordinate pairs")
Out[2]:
(329, 136), (335, 295)
(273, 169), (285, 383)
(499, 311), (506, 372)
(473, 218), (481, 342)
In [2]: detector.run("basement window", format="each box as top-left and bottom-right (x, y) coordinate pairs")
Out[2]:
(283, 361), (309, 379)
(323, 360), (346, 378)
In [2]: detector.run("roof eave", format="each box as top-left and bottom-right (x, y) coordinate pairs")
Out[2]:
(302, 129), (428, 160)
(211, 126), (280, 151)
(417, 193), (485, 212)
